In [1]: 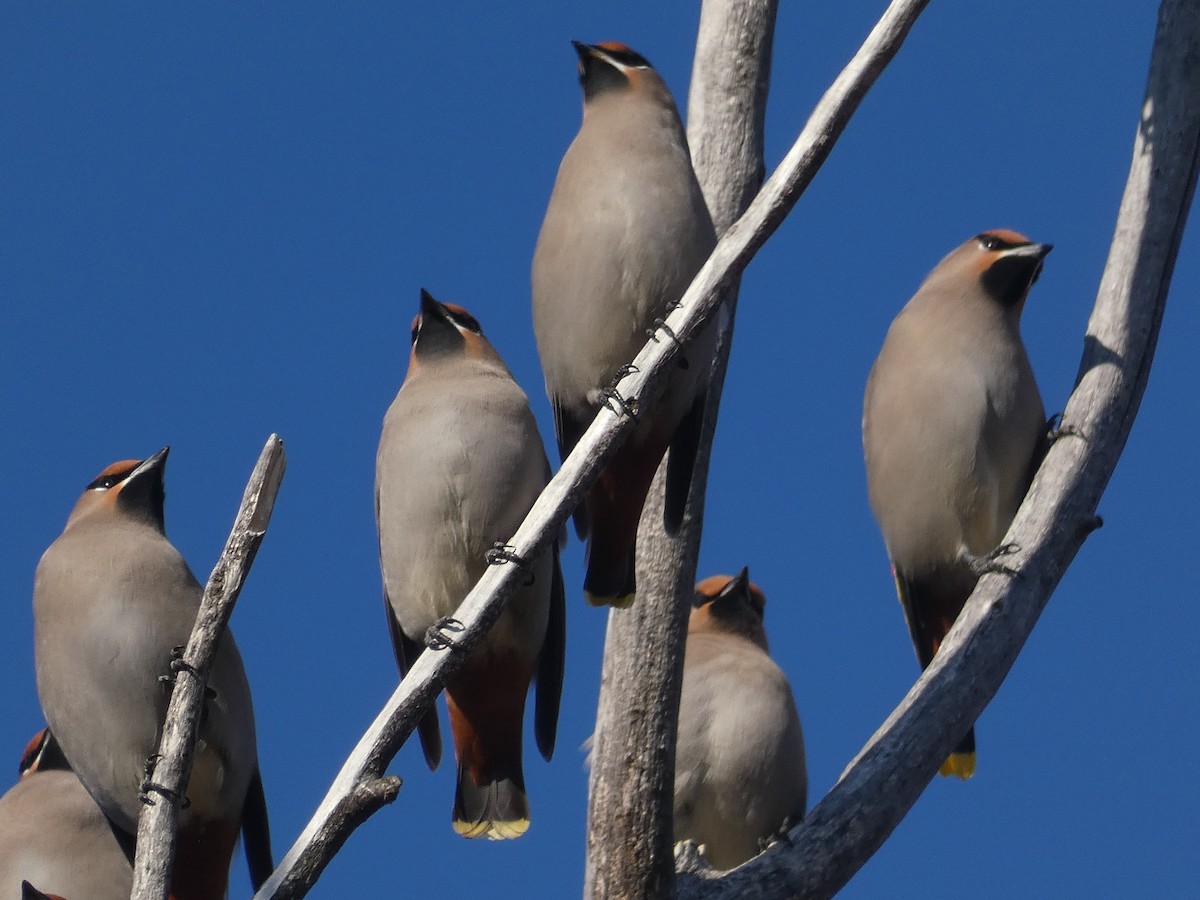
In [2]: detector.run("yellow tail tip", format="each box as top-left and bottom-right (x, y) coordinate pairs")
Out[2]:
(584, 590), (635, 609)
(453, 817), (530, 840)
(939, 752), (976, 780)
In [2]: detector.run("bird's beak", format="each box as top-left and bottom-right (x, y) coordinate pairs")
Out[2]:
(571, 40), (597, 64)
(1003, 242), (1053, 261)
(127, 446), (170, 484)
(119, 446), (169, 530)
(710, 566), (751, 612)
(724, 566), (751, 598)
(417, 289), (457, 333)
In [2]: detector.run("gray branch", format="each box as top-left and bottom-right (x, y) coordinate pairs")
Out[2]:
(130, 435), (287, 900)
(676, 1), (1200, 896)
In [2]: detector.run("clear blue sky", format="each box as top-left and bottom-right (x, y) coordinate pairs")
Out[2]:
(2, 3), (1196, 898)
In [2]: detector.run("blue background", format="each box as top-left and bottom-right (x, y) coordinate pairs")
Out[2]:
(2, 3), (1196, 898)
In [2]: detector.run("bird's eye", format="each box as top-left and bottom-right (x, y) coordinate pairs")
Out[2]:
(978, 235), (1002, 251)
(87, 475), (120, 491)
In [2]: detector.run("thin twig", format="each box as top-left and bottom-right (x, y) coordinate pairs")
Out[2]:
(676, 1), (1200, 895)
(130, 435), (287, 900)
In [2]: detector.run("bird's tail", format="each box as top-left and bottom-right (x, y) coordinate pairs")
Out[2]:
(453, 767), (531, 840)
(939, 728), (976, 779)
(582, 442), (666, 607)
(893, 566), (978, 780)
(446, 656), (536, 839)
(168, 817), (239, 900)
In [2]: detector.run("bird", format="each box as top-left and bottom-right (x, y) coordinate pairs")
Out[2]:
(862, 229), (1051, 779)
(0, 729), (132, 900)
(532, 40), (718, 607)
(32, 449), (274, 899)
(673, 569), (807, 869)
(376, 289), (566, 840)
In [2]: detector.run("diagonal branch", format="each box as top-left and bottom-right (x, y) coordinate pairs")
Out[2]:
(130, 435), (287, 900)
(676, 1), (1200, 896)
(255, 1), (933, 895)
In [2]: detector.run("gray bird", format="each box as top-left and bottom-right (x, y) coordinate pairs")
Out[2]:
(376, 290), (566, 840)
(532, 40), (717, 607)
(0, 729), (132, 900)
(862, 229), (1051, 778)
(674, 570), (807, 870)
(33, 449), (273, 898)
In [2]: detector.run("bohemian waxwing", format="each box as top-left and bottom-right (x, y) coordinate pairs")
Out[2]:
(0, 730), (132, 900)
(532, 41), (718, 607)
(376, 290), (566, 840)
(862, 229), (1051, 778)
(33, 449), (273, 898)
(674, 570), (807, 869)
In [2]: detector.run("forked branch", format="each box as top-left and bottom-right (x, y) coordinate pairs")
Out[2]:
(676, 1), (1200, 896)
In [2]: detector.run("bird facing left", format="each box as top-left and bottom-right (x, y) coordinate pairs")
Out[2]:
(32, 448), (273, 900)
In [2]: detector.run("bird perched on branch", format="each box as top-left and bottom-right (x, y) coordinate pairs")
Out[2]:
(863, 229), (1051, 779)
(674, 570), (807, 869)
(532, 40), (718, 607)
(33, 449), (273, 899)
(0, 729), (132, 900)
(376, 290), (566, 840)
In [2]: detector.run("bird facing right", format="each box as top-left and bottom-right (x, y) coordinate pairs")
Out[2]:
(32, 449), (273, 899)
(862, 229), (1051, 779)
(674, 569), (807, 870)
(532, 41), (718, 607)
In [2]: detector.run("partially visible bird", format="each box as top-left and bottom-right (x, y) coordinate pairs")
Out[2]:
(863, 229), (1051, 779)
(674, 569), (807, 870)
(376, 290), (566, 840)
(0, 729), (132, 900)
(33, 449), (274, 899)
(532, 40), (718, 607)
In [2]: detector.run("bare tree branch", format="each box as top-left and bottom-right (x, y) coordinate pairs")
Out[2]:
(676, 1), (1200, 896)
(257, 1), (932, 893)
(130, 435), (287, 900)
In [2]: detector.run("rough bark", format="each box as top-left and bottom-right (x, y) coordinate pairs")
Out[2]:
(130, 435), (287, 900)
(676, 1), (1200, 896)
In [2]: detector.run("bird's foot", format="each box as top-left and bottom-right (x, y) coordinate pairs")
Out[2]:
(966, 543), (1022, 579)
(425, 616), (465, 652)
(486, 542), (535, 586)
(600, 366), (640, 420)
(1046, 413), (1084, 444)
(673, 839), (712, 873)
(759, 814), (801, 853)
